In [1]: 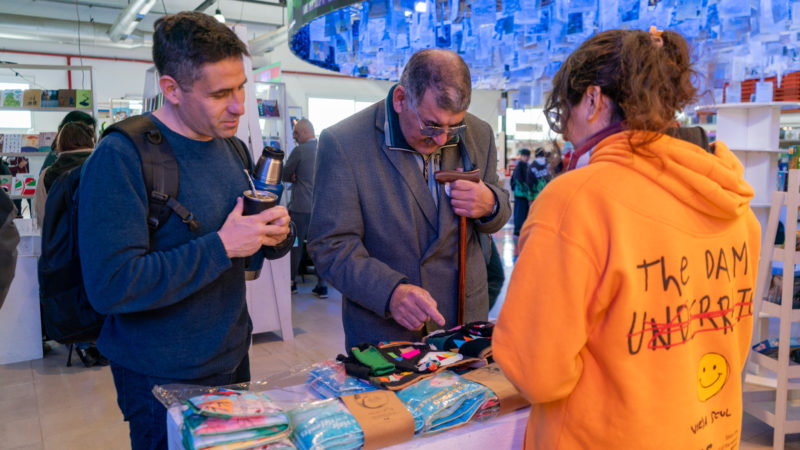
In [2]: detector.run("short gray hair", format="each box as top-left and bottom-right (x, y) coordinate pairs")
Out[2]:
(399, 49), (471, 112)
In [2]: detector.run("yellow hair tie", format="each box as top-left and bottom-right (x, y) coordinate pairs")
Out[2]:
(649, 25), (664, 47)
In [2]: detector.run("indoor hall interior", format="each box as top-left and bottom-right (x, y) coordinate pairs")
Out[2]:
(0, 224), (793, 449)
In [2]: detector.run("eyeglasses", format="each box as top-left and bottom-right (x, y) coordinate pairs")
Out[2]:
(408, 99), (467, 138)
(544, 108), (563, 134)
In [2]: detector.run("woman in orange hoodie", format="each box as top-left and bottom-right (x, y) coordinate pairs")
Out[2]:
(494, 29), (761, 449)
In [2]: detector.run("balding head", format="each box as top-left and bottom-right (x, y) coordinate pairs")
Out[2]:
(293, 119), (315, 144)
(399, 49), (472, 112)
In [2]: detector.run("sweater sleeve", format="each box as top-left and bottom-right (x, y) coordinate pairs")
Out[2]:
(307, 129), (406, 317)
(77, 134), (233, 315)
(494, 209), (601, 404)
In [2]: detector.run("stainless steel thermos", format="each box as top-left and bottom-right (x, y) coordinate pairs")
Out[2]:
(252, 146), (284, 202)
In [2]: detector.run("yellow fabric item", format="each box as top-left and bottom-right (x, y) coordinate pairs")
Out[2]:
(494, 131), (761, 449)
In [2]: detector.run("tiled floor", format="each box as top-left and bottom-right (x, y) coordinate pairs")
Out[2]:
(0, 224), (797, 449)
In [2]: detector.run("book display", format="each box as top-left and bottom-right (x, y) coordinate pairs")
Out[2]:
(255, 82), (291, 152)
(0, 64), (95, 204)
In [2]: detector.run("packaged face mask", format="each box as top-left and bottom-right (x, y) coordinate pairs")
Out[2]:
(186, 389), (285, 419)
(396, 370), (488, 435)
(289, 398), (364, 450)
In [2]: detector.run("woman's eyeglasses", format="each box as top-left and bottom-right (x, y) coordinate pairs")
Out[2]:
(545, 108), (563, 134)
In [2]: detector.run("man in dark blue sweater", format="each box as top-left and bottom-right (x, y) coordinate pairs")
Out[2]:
(77, 12), (291, 450)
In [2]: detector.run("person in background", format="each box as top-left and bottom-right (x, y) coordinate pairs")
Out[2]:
(494, 28), (761, 449)
(308, 49), (511, 348)
(35, 122), (95, 228)
(40, 110), (96, 173)
(77, 12), (291, 449)
(526, 147), (552, 203)
(0, 188), (19, 310)
(35, 121), (103, 367)
(283, 118), (328, 298)
(510, 148), (531, 236)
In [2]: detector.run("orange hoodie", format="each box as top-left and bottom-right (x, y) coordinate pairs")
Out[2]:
(494, 131), (761, 449)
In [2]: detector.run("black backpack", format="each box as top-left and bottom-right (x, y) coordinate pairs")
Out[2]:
(38, 115), (250, 362)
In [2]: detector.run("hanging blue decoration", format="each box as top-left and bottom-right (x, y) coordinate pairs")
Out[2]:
(284, 0), (800, 96)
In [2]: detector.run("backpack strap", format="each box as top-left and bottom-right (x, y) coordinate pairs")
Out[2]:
(102, 116), (200, 233)
(225, 136), (253, 171)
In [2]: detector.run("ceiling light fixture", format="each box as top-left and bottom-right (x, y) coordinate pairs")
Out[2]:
(214, 8), (226, 23)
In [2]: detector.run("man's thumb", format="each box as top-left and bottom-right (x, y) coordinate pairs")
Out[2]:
(232, 197), (244, 215)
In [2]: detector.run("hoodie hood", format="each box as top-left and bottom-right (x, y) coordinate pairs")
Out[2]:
(590, 131), (754, 220)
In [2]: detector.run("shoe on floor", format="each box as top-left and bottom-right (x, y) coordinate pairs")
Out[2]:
(291, 282), (297, 294)
(75, 344), (99, 368)
(312, 285), (328, 298)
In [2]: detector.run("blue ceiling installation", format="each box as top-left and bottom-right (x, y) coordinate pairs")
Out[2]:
(288, 0), (800, 103)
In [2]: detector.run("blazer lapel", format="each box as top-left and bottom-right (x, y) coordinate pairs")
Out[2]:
(376, 102), (438, 230)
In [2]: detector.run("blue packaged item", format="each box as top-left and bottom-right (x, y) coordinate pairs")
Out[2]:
(306, 360), (377, 399)
(289, 398), (363, 450)
(396, 370), (488, 435)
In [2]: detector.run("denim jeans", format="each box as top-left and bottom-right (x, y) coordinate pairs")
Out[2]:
(109, 354), (250, 450)
(513, 195), (529, 236)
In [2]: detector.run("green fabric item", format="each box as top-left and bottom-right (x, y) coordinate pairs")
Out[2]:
(352, 345), (395, 376)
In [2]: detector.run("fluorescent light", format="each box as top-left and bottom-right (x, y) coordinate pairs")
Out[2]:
(414, 1), (427, 13)
(214, 8), (226, 23)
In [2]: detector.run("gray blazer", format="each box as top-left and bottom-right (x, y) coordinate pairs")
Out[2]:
(282, 138), (317, 214)
(308, 99), (511, 348)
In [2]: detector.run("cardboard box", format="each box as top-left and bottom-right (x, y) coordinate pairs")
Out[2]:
(58, 89), (77, 108)
(41, 90), (59, 107)
(0, 175), (11, 193)
(2, 89), (23, 107)
(22, 89), (41, 107)
(76, 89), (92, 109)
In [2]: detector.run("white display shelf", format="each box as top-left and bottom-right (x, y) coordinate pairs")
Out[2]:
(0, 63), (96, 220)
(746, 172), (800, 449)
(697, 102), (800, 233)
(0, 106), (92, 112)
(729, 147), (788, 153)
(696, 102), (800, 112)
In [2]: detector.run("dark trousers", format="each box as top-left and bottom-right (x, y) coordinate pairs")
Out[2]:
(487, 238), (505, 311)
(110, 354), (250, 450)
(513, 195), (529, 236)
(290, 211), (324, 286)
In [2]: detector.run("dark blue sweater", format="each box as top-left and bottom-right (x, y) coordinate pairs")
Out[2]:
(78, 114), (253, 380)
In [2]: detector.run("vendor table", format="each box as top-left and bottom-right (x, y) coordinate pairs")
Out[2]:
(166, 383), (528, 449)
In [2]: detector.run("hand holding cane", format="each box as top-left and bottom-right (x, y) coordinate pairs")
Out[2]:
(433, 168), (481, 325)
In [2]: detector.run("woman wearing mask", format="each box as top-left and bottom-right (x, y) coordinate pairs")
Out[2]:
(494, 28), (761, 449)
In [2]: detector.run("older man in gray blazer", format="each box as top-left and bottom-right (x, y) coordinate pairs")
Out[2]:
(308, 49), (511, 348)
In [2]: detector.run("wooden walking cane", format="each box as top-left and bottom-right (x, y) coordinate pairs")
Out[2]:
(433, 168), (481, 325)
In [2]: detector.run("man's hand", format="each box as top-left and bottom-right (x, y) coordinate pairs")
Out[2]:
(449, 179), (496, 218)
(218, 198), (291, 258)
(389, 284), (446, 331)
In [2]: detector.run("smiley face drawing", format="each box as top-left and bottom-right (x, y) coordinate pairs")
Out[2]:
(697, 352), (729, 402)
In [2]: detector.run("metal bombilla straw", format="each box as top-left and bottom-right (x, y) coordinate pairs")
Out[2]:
(244, 169), (258, 195)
